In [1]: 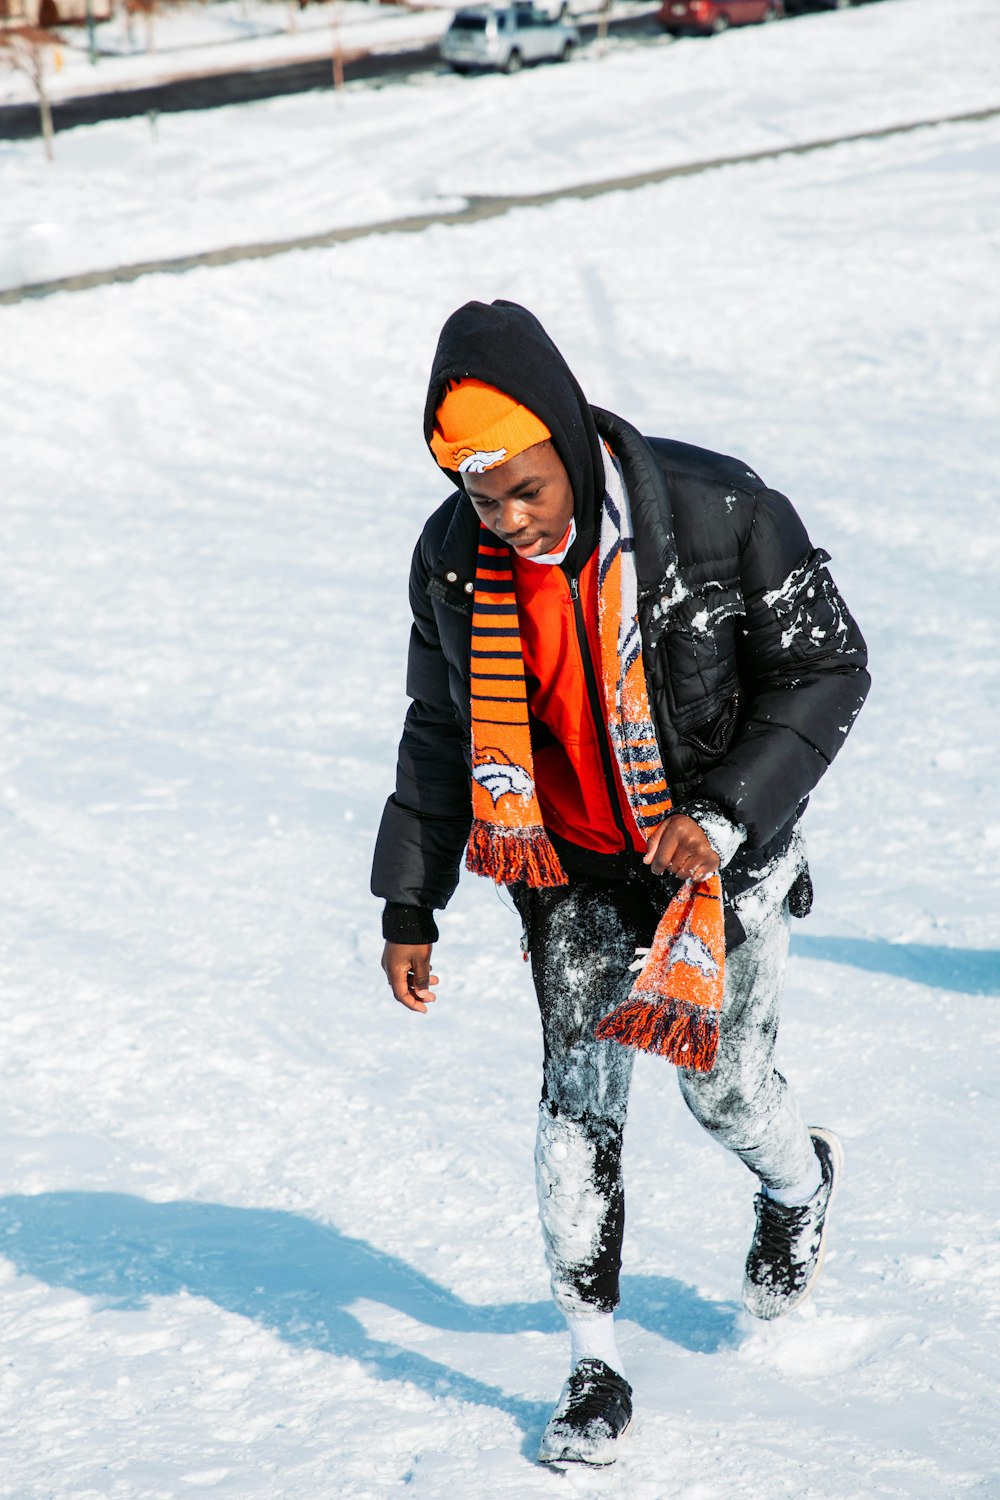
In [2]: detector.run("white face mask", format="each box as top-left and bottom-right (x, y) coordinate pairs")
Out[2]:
(522, 516), (577, 566)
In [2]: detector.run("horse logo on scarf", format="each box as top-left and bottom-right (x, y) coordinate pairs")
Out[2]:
(667, 930), (719, 980)
(472, 747), (534, 805)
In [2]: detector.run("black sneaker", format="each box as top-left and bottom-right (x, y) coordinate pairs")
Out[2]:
(537, 1357), (633, 1467)
(743, 1128), (843, 1321)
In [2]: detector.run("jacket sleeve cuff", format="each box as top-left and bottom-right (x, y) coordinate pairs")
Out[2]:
(382, 902), (440, 945)
(677, 799), (747, 869)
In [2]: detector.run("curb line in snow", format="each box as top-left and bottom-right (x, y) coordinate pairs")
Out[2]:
(2, 102), (998, 308)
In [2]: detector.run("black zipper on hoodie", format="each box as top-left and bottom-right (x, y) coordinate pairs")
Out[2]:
(567, 573), (632, 851)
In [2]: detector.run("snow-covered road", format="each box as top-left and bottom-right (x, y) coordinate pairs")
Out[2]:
(1, 1), (998, 1494)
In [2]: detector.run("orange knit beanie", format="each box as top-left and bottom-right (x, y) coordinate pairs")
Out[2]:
(430, 378), (551, 475)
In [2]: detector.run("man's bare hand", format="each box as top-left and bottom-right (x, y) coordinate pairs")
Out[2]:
(643, 814), (720, 882)
(381, 941), (439, 1014)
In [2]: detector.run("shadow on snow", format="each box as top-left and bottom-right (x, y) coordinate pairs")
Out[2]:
(790, 934), (1000, 997)
(0, 1192), (740, 1445)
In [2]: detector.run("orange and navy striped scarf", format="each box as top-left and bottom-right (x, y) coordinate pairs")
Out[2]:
(466, 445), (725, 1073)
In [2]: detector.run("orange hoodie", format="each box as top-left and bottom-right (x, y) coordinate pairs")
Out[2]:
(511, 546), (646, 857)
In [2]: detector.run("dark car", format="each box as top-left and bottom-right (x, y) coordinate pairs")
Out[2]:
(660, 0), (783, 35)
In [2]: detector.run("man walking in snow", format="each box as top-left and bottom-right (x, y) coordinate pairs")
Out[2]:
(372, 300), (869, 1466)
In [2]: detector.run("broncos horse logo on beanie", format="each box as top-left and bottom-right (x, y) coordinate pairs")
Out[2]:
(457, 448), (508, 474)
(429, 379), (550, 475)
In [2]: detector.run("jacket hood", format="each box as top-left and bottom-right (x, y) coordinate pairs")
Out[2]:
(423, 300), (605, 571)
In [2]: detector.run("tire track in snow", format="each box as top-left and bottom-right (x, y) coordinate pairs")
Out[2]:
(2, 102), (998, 307)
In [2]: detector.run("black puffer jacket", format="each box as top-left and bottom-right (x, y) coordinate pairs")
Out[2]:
(372, 301), (869, 945)
(372, 408), (869, 930)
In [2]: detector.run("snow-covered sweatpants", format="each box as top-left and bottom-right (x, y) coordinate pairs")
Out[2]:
(521, 874), (817, 1317)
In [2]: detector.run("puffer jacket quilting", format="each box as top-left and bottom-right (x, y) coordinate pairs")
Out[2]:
(371, 409), (870, 921)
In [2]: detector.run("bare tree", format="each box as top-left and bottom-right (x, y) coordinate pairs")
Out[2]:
(0, 26), (60, 160)
(124, 0), (157, 53)
(331, 0), (344, 89)
(122, 0), (210, 54)
(595, 0), (611, 58)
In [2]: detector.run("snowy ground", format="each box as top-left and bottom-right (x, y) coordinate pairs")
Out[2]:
(1, 0), (999, 1495)
(3, 0), (1000, 293)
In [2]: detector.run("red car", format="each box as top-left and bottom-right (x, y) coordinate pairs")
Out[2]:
(659, 0), (784, 34)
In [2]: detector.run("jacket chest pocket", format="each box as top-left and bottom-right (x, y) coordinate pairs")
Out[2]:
(649, 583), (746, 728)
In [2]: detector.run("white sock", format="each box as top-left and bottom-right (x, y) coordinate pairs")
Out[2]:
(764, 1153), (822, 1207)
(565, 1310), (624, 1378)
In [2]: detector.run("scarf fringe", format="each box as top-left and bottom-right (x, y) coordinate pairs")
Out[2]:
(466, 819), (569, 888)
(594, 996), (720, 1073)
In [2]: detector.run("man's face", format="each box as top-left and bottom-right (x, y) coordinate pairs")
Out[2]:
(463, 440), (574, 561)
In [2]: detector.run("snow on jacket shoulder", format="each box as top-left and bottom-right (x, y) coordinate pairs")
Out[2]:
(371, 409), (870, 926)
